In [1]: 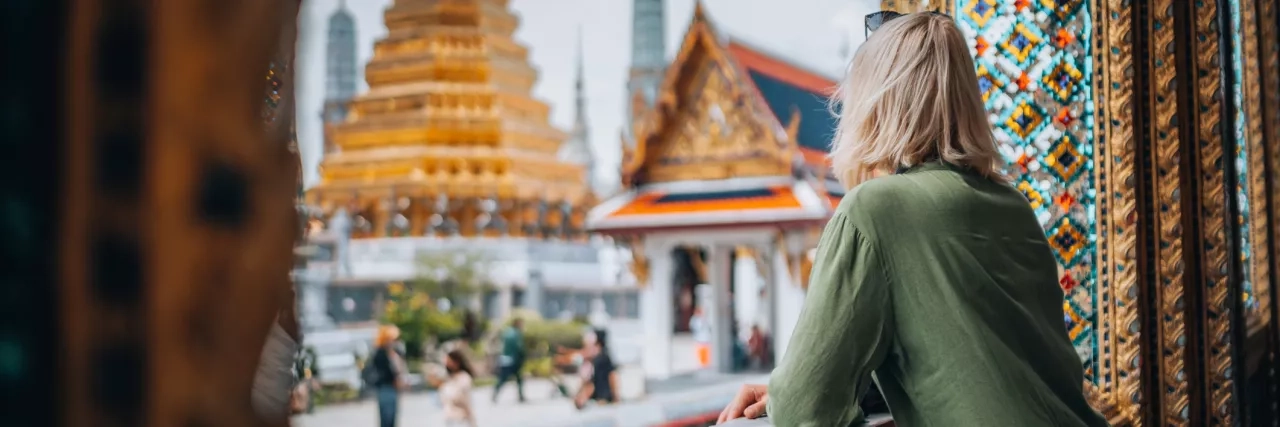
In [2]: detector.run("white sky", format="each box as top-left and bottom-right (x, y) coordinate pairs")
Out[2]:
(294, 0), (882, 187)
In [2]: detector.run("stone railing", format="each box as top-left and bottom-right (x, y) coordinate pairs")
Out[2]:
(717, 417), (773, 426)
(718, 415), (895, 426)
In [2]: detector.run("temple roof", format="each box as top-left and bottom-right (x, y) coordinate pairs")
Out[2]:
(589, 3), (842, 234)
(725, 40), (838, 160)
(588, 177), (830, 233)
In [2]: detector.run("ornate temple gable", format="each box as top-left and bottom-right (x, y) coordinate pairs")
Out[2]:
(622, 2), (791, 186)
(723, 40), (839, 185)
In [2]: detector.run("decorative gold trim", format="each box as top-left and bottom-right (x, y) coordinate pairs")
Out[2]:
(1150, 0), (1191, 423)
(1094, 0), (1143, 422)
(622, 3), (719, 182)
(1190, 0), (1234, 422)
(622, 4), (793, 187)
(628, 238), (650, 287)
(1259, 0), (1280, 332)
(880, 0), (949, 13)
(1241, 0), (1272, 329)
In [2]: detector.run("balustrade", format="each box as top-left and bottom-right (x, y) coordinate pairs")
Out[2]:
(717, 416), (894, 427)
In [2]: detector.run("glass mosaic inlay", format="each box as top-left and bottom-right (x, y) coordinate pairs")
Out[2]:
(1228, 0), (1257, 318)
(956, 0), (1098, 382)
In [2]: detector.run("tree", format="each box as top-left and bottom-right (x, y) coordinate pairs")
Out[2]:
(409, 251), (489, 308)
(380, 251), (490, 360)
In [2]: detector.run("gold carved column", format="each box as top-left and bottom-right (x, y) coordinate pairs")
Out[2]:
(1094, 0), (1145, 422)
(1142, 0), (1280, 423)
(1184, 0), (1234, 423)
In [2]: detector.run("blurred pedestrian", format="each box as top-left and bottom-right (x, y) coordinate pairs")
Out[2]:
(572, 328), (618, 409)
(426, 350), (477, 427)
(491, 318), (527, 403)
(365, 325), (406, 427)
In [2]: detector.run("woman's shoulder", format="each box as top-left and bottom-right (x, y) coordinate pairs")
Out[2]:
(833, 177), (915, 223)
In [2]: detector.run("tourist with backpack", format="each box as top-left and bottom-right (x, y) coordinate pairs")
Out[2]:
(364, 325), (406, 427)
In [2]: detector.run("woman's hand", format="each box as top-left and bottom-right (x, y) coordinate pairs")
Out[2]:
(717, 384), (768, 424)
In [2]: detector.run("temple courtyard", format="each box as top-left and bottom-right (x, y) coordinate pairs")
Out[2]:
(292, 371), (762, 427)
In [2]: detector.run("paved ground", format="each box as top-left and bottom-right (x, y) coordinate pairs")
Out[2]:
(293, 376), (588, 427)
(292, 371), (765, 427)
(294, 335), (722, 427)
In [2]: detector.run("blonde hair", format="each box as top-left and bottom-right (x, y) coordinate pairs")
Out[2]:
(375, 325), (400, 348)
(828, 13), (1006, 188)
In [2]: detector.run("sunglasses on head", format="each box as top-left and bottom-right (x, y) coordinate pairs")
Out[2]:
(864, 10), (950, 38)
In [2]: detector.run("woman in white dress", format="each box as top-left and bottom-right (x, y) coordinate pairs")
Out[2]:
(426, 350), (477, 427)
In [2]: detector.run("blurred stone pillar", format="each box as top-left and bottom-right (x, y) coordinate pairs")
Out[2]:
(770, 240), (806, 364)
(525, 267), (544, 316)
(641, 242), (675, 380)
(706, 245), (735, 373)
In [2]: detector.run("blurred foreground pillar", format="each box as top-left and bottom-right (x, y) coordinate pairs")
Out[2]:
(58, 0), (301, 426)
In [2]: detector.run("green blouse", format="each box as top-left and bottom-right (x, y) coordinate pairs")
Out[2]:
(765, 162), (1109, 427)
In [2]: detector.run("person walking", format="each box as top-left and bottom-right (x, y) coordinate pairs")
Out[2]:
(367, 325), (406, 427)
(717, 12), (1109, 427)
(426, 350), (478, 427)
(585, 329), (617, 406)
(491, 318), (527, 403)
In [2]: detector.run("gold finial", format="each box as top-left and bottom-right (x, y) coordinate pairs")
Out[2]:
(693, 0), (708, 21)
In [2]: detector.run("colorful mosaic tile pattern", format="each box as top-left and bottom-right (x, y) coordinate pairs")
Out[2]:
(956, 0), (1098, 382)
(1227, 0), (1258, 319)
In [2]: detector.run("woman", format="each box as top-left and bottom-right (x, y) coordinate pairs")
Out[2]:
(554, 328), (596, 405)
(716, 13), (1108, 427)
(426, 350), (478, 427)
(573, 328), (618, 408)
(368, 325), (406, 427)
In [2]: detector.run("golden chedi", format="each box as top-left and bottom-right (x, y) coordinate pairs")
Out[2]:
(308, 0), (590, 240)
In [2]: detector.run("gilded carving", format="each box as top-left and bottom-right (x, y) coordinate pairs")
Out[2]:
(640, 55), (788, 182)
(628, 239), (650, 287)
(656, 67), (762, 164)
(1240, 0), (1272, 327)
(622, 6), (793, 185)
(1260, 0), (1280, 328)
(686, 246), (709, 284)
(1150, 0), (1191, 423)
(1190, 0), (1234, 422)
(1094, 0), (1143, 422)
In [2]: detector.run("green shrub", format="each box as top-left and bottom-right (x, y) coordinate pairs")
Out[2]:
(524, 318), (587, 352)
(314, 383), (359, 405)
(491, 309), (587, 356)
(521, 356), (555, 378)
